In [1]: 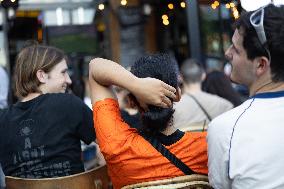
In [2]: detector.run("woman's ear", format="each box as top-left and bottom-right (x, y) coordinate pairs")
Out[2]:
(36, 70), (48, 83)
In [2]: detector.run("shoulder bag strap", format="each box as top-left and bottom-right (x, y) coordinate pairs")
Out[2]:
(140, 132), (195, 175)
(186, 93), (212, 121)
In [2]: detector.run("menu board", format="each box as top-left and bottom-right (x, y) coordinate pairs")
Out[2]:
(118, 6), (145, 68)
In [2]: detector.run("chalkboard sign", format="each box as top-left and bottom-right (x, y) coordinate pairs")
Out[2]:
(118, 7), (145, 27)
(119, 6), (145, 68)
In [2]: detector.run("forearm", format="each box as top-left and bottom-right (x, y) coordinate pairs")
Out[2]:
(89, 58), (138, 93)
(89, 57), (177, 108)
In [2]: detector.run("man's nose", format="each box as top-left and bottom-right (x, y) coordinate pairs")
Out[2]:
(225, 45), (232, 61)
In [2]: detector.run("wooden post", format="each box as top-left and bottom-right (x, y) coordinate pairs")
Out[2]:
(108, 0), (140, 63)
(145, 13), (157, 53)
(108, 0), (120, 63)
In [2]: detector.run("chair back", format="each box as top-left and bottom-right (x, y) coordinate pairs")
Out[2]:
(121, 174), (212, 189)
(179, 122), (208, 132)
(5, 165), (111, 189)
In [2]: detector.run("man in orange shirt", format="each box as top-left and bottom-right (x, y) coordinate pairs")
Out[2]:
(89, 54), (208, 189)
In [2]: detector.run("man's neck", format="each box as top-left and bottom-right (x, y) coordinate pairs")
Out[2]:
(250, 81), (284, 96)
(161, 125), (177, 136)
(21, 93), (41, 102)
(160, 118), (177, 136)
(124, 108), (138, 115)
(183, 83), (202, 94)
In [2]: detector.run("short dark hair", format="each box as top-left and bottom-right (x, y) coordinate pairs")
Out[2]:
(14, 42), (65, 98)
(130, 53), (178, 135)
(235, 4), (284, 82)
(181, 59), (204, 84)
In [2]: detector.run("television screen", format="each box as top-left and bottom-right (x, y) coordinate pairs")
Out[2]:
(46, 25), (97, 55)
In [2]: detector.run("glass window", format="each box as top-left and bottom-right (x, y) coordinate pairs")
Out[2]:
(0, 10), (3, 25)
(199, 5), (222, 57)
(72, 8), (95, 25)
(20, 0), (68, 3)
(71, 0), (93, 2)
(199, 3), (234, 70)
(43, 9), (70, 26)
(0, 32), (8, 67)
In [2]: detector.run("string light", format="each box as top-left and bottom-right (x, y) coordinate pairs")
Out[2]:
(225, 3), (230, 9)
(10, 0), (16, 2)
(209, 1), (239, 20)
(121, 0), (127, 6)
(98, 3), (104, 10)
(97, 23), (106, 32)
(162, 14), (168, 20)
(163, 19), (169, 26)
(214, 1), (220, 6)
(211, 1), (220, 10)
(162, 13), (169, 26)
(232, 6), (239, 19)
(168, 3), (174, 10)
(180, 2), (186, 8)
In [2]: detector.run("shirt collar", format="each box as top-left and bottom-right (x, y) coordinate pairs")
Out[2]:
(250, 90), (284, 99)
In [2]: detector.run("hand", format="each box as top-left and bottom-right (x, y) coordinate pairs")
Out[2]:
(131, 77), (177, 109)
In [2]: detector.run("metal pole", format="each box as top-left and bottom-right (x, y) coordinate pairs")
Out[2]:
(185, 0), (202, 61)
(218, 3), (225, 58)
(1, 8), (10, 75)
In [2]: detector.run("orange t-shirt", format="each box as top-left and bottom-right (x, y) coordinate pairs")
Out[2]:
(93, 98), (208, 189)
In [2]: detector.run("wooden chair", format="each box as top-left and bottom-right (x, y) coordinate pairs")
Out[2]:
(179, 122), (208, 132)
(121, 174), (212, 189)
(5, 165), (112, 189)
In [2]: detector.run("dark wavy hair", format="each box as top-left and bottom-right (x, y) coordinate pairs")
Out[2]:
(130, 53), (179, 135)
(235, 4), (284, 82)
(202, 71), (243, 107)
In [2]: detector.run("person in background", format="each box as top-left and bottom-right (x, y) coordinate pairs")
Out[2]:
(0, 42), (95, 178)
(174, 59), (233, 130)
(89, 54), (208, 188)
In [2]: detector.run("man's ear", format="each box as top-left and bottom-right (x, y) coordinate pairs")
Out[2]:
(127, 93), (147, 112)
(127, 94), (137, 109)
(201, 72), (206, 82)
(255, 56), (270, 77)
(36, 70), (48, 84)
